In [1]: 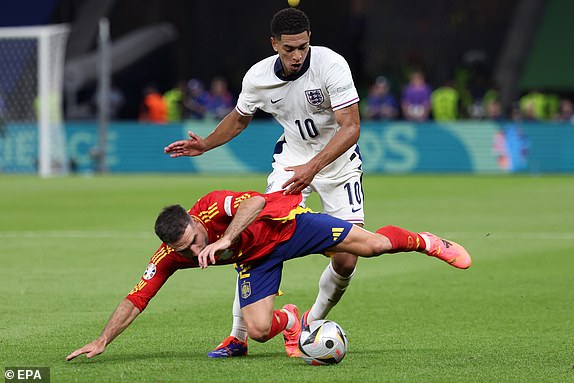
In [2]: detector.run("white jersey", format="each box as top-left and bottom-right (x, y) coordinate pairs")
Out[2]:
(236, 46), (360, 179)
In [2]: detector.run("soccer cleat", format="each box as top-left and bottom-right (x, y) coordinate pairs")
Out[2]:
(300, 309), (311, 331)
(207, 336), (248, 358)
(281, 304), (302, 357)
(419, 232), (472, 269)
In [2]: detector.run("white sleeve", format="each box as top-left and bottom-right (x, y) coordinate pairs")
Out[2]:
(236, 70), (259, 116)
(325, 53), (359, 111)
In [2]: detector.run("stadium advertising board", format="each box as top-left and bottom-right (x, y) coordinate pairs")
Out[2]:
(1, 120), (572, 174)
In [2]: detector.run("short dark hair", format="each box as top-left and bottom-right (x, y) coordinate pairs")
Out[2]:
(154, 204), (192, 244)
(270, 8), (310, 39)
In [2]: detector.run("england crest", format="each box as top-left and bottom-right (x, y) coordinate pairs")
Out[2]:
(305, 89), (325, 106)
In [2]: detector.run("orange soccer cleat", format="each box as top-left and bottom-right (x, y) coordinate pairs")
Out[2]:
(419, 232), (472, 269)
(281, 304), (302, 357)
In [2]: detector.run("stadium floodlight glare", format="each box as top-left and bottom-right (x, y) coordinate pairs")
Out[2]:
(0, 24), (70, 177)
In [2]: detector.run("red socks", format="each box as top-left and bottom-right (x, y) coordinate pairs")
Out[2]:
(268, 309), (289, 339)
(376, 225), (427, 253)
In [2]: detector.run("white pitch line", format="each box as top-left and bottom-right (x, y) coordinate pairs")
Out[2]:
(443, 232), (574, 240)
(0, 231), (573, 240)
(0, 231), (152, 239)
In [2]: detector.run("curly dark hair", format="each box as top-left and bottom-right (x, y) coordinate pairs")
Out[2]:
(270, 8), (310, 39)
(154, 204), (192, 244)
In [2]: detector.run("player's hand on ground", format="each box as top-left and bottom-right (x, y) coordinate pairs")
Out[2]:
(282, 164), (317, 194)
(164, 131), (207, 157)
(66, 339), (106, 361)
(197, 238), (232, 269)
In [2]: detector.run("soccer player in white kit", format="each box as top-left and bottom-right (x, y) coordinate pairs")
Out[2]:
(164, 8), (364, 358)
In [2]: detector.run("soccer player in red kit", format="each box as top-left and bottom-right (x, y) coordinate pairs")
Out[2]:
(66, 190), (471, 361)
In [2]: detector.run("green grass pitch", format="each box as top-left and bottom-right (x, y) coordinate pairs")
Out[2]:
(1, 174), (573, 382)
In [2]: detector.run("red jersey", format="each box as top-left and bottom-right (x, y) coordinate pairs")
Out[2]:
(127, 190), (304, 311)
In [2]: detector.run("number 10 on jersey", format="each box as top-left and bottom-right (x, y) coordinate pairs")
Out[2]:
(295, 119), (319, 140)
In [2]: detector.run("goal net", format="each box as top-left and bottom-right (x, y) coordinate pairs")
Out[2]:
(0, 24), (70, 176)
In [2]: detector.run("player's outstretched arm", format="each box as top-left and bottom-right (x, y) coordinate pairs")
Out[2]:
(66, 298), (141, 361)
(164, 109), (252, 158)
(163, 131), (208, 158)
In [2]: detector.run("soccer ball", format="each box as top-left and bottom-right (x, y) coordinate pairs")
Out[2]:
(298, 320), (348, 365)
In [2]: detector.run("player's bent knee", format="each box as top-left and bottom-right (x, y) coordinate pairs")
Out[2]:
(330, 253), (358, 275)
(247, 323), (272, 343)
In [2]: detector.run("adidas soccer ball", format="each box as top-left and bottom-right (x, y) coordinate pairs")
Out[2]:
(298, 320), (348, 365)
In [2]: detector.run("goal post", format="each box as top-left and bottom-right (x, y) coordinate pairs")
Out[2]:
(0, 24), (70, 176)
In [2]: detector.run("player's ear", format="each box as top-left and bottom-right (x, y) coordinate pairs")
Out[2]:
(271, 36), (279, 52)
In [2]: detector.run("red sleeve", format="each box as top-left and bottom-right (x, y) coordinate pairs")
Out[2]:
(126, 244), (197, 312)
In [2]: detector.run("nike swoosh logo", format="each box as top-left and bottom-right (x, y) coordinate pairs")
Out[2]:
(351, 207), (362, 213)
(271, 98), (283, 104)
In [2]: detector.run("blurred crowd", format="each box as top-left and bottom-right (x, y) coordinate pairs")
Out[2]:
(86, 76), (235, 124)
(137, 76), (234, 124)
(88, 69), (574, 125)
(362, 69), (574, 124)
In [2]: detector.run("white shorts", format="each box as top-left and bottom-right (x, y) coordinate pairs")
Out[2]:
(266, 166), (365, 225)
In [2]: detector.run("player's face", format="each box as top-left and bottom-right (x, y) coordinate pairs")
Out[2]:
(169, 220), (208, 259)
(271, 31), (310, 77)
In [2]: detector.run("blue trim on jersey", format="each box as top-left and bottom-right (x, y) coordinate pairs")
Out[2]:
(356, 145), (363, 171)
(235, 212), (352, 307)
(349, 145), (362, 162)
(354, 145), (362, 162)
(274, 47), (312, 81)
(272, 137), (287, 163)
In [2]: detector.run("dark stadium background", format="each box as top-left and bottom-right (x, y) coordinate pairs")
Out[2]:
(1, 0), (572, 119)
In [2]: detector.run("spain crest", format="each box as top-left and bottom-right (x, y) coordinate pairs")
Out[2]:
(241, 281), (251, 299)
(305, 89), (325, 106)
